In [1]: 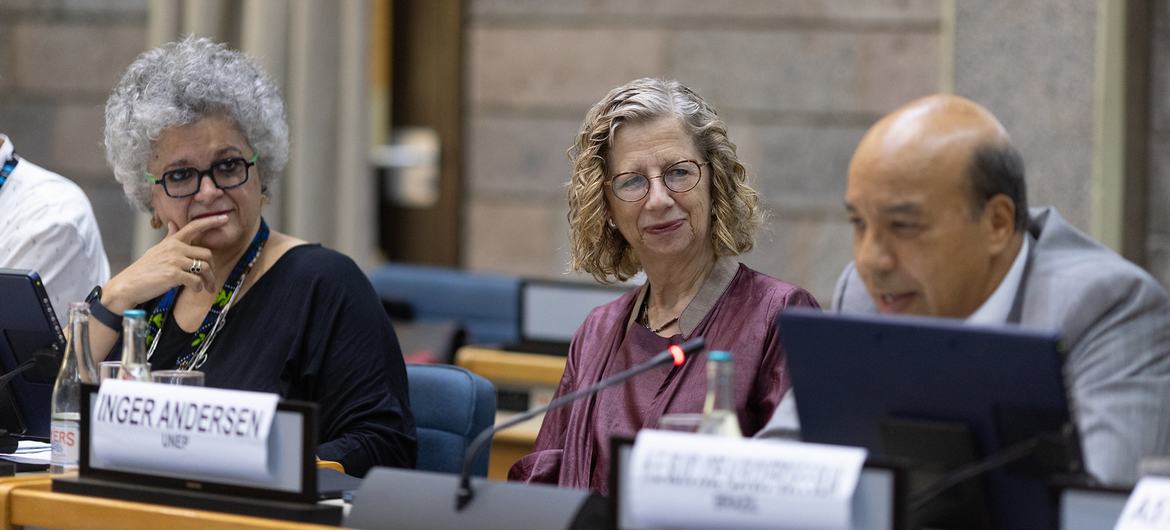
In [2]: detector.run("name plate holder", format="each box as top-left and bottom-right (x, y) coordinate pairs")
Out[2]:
(1112, 476), (1170, 530)
(610, 434), (906, 530)
(51, 383), (340, 525)
(1052, 477), (1130, 530)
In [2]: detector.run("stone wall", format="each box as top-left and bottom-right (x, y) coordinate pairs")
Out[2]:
(1147, 0), (1170, 286)
(7, 0), (1168, 299)
(0, 0), (147, 271)
(463, 0), (942, 302)
(952, 0), (1098, 233)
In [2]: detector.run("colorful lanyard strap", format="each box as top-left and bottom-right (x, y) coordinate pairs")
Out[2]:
(0, 156), (18, 190)
(144, 218), (270, 370)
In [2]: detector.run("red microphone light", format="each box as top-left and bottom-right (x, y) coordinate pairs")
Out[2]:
(668, 345), (686, 366)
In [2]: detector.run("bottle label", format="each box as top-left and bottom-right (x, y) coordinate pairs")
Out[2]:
(51, 421), (80, 467)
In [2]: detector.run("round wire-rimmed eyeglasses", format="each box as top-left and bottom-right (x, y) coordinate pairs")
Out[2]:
(604, 159), (708, 202)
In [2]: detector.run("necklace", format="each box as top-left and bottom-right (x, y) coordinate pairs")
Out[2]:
(144, 218), (270, 370)
(0, 155), (18, 190)
(639, 289), (680, 333)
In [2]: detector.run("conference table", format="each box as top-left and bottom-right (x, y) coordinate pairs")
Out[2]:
(0, 345), (558, 529)
(0, 474), (346, 530)
(2, 345), (1133, 529)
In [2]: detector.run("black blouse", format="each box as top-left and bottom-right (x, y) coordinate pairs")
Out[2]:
(115, 244), (417, 476)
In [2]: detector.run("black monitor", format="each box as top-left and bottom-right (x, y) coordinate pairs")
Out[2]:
(779, 309), (1083, 529)
(0, 269), (66, 440)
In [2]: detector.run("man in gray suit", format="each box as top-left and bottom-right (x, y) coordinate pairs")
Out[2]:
(771, 94), (1170, 486)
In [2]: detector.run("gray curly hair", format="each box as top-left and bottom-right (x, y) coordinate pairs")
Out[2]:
(104, 35), (288, 212)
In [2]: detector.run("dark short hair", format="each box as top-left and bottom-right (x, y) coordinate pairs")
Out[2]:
(967, 142), (1028, 232)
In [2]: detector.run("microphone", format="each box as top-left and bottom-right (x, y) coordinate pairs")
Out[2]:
(455, 336), (705, 511)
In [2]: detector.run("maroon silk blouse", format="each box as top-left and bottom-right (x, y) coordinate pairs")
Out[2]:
(507, 258), (820, 494)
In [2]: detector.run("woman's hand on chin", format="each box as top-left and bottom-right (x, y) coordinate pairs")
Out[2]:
(102, 214), (229, 312)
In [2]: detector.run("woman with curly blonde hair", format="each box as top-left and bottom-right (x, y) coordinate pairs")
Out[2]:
(509, 78), (819, 493)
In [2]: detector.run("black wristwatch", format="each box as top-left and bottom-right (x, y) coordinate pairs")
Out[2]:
(85, 285), (123, 330)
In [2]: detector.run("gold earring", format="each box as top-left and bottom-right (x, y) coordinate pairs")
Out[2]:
(150, 214), (162, 230)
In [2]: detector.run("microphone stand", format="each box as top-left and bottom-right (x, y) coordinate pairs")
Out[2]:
(0, 351), (57, 454)
(908, 424), (1081, 511)
(455, 336), (706, 511)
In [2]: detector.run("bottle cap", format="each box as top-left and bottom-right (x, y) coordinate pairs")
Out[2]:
(708, 350), (732, 362)
(123, 309), (146, 318)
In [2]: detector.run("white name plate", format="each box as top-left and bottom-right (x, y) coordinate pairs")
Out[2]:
(1115, 476), (1170, 530)
(628, 430), (867, 530)
(92, 380), (280, 483)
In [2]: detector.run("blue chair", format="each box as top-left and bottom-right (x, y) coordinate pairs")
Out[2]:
(369, 263), (521, 346)
(406, 364), (497, 476)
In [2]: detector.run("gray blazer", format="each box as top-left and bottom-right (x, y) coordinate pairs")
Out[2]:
(824, 206), (1170, 485)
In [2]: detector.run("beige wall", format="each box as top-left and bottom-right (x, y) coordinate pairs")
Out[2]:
(4, 0), (1169, 301)
(463, 0), (942, 302)
(1148, 2), (1170, 286)
(952, 1), (1099, 233)
(0, 0), (147, 272)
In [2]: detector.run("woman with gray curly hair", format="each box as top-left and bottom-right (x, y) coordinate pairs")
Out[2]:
(509, 78), (819, 493)
(85, 36), (416, 476)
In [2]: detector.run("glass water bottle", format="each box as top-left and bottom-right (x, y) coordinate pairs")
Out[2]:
(120, 309), (151, 381)
(699, 350), (743, 437)
(50, 302), (100, 474)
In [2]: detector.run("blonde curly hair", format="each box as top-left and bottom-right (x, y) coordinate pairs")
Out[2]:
(568, 78), (762, 283)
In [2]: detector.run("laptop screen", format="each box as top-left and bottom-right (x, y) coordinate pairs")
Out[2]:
(520, 280), (626, 344)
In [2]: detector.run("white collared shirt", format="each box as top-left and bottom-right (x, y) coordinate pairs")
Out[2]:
(966, 237), (1030, 325)
(0, 134), (110, 324)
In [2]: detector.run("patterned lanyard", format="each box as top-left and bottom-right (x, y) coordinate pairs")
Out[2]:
(144, 218), (270, 370)
(0, 156), (18, 190)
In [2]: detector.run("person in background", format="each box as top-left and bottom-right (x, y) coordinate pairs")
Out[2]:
(509, 78), (819, 494)
(796, 93), (1170, 486)
(0, 133), (110, 324)
(85, 36), (415, 476)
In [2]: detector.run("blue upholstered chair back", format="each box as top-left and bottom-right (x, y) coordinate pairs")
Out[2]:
(369, 263), (521, 345)
(406, 364), (497, 476)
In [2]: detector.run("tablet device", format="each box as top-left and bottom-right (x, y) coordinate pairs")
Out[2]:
(317, 466), (362, 500)
(0, 269), (66, 440)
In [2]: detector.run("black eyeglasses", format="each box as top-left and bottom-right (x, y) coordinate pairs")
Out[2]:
(604, 159), (707, 202)
(145, 152), (259, 199)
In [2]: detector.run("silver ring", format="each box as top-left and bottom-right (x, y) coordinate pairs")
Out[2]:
(189, 259), (203, 274)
